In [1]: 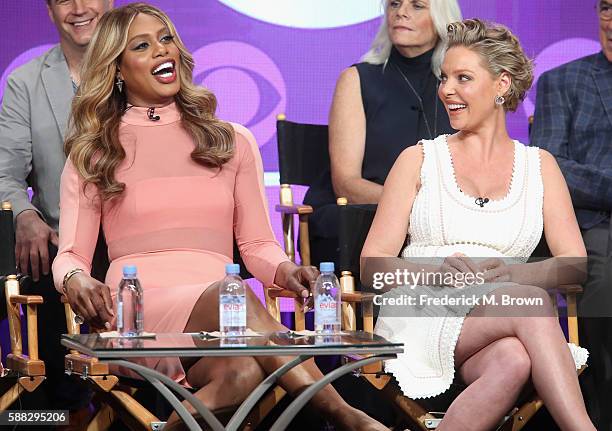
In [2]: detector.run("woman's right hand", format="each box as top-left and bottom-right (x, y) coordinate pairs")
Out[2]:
(64, 272), (114, 330)
(439, 253), (480, 287)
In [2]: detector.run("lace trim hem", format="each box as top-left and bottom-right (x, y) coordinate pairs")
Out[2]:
(384, 316), (465, 399)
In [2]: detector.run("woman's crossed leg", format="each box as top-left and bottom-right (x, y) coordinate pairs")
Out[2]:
(439, 284), (594, 431)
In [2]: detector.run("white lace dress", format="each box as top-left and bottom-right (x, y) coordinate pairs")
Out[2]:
(374, 135), (589, 399)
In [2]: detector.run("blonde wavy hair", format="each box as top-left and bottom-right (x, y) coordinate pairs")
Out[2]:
(446, 19), (534, 112)
(65, 3), (234, 201)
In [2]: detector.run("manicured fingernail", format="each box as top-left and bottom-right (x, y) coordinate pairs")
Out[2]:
(105, 322), (111, 330)
(301, 290), (309, 298)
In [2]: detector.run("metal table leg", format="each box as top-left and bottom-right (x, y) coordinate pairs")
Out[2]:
(269, 355), (392, 431)
(147, 378), (201, 431)
(225, 355), (311, 431)
(109, 360), (224, 431)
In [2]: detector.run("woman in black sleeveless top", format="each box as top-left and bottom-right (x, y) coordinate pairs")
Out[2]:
(303, 0), (462, 267)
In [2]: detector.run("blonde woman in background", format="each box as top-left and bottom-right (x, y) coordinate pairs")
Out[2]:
(304, 0), (461, 267)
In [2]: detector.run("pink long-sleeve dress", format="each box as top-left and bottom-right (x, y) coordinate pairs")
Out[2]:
(52, 103), (289, 382)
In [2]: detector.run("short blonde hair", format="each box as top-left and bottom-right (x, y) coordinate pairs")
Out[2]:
(446, 19), (533, 112)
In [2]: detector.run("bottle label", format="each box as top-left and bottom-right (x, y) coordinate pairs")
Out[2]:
(117, 301), (123, 331)
(315, 281), (338, 327)
(219, 294), (246, 329)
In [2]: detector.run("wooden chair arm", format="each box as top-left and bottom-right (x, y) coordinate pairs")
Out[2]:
(266, 286), (300, 299)
(60, 294), (81, 337)
(10, 294), (43, 305)
(551, 284), (583, 295)
(266, 287), (375, 303)
(342, 292), (375, 303)
(274, 204), (313, 215)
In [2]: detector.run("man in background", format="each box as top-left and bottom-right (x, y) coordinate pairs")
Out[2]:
(0, 0), (113, 418)
(531, 1), (612, 429)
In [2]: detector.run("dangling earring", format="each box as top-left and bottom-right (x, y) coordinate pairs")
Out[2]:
(115, 75), (124, 93)
(495, 95), (505, 106)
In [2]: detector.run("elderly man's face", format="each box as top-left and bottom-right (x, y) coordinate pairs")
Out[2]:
(599, 0), (612, 61)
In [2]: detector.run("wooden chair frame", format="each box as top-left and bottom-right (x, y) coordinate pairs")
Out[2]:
(0, 202), (46, 412)
(270, 113), (329, 332)
(0, 274), (46, 412)
(61, 290), (288, 430)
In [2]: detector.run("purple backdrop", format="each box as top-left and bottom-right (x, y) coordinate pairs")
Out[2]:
(0, 1), (602, 313)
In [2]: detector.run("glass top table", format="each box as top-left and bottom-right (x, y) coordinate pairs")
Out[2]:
(61, 331), (403, 431)
(61, 330), (402, 358)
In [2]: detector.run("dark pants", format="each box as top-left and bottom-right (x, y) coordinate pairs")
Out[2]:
(578, 223), (612, 431)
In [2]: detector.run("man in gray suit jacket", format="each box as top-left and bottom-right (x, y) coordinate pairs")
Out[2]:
(0, 0), (112, 414)
(532, 1), (612, 429)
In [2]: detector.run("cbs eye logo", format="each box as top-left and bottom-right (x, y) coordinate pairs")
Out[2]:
(192, 41), (286, 148)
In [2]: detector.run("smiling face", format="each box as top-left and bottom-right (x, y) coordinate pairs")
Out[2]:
(439, 46), (511, 132)
(386, 0), (437, 57)
(118, 13), (181, 107)
(47, 0), (112, 51)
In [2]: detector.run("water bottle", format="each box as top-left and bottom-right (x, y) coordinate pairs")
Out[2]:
(219, 263), (247, 336)
(117, 265), (144, 337)
(314, 262), (341, 333)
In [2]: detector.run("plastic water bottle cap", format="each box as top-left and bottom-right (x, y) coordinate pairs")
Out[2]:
(225, 263), (240, 275)
(320, 262), (334, 273)
(122, 265), (137, 277)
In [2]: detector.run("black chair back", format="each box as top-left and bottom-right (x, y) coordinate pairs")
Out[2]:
(0, 204), (16, 276)
(276, 119), (329, 186)
(531, 235), (552, 259)
(338, 203), (377, 283)
(0, 203), (17, 321)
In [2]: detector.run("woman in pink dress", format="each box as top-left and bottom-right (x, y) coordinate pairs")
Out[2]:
(52, 3), (386, 430)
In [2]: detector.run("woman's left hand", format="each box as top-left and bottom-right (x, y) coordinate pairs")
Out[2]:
(479, 258), (512, 283)
(274, 261), (319, 304)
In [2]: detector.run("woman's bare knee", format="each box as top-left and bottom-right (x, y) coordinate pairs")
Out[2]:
(490, 337), (531, 386)
(183, 281), (223, 333)
(186, 357), (264, 395)
(459, 336), (530, 386)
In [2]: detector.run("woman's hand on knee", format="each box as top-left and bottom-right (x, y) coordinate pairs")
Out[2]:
(65, 273), (114, 330)
(274, 261), (318, 301)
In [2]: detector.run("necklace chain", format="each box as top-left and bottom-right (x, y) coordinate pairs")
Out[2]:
(391, 62), (438, 140)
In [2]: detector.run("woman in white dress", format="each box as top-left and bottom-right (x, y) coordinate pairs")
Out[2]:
(361, 19), (595, 431)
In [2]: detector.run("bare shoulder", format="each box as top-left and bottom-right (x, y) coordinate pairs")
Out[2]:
(536, 148), (570, 197)
(335, 66), (360, 92)
(338, 66), (359, 83)
(398, 144), (424, 166)
(389, 144), (424, 181)
(537, 148), (561, 176)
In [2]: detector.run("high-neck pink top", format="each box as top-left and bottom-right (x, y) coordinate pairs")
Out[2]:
(53, 103), (288, 382)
